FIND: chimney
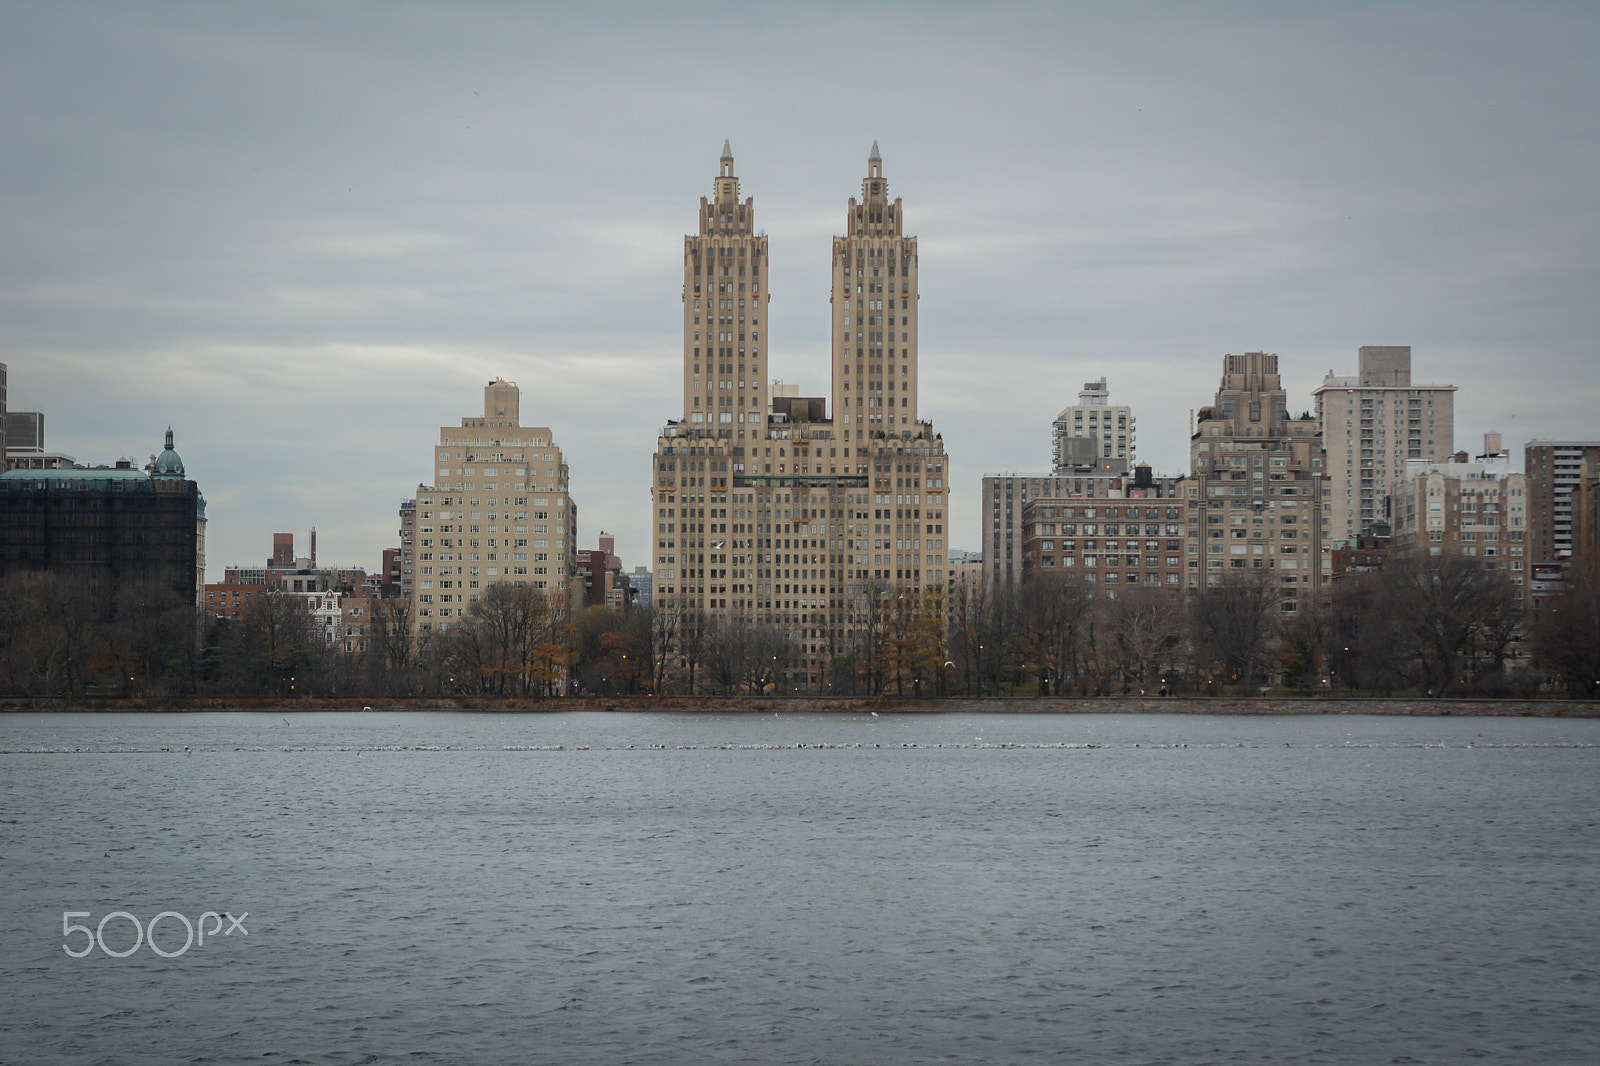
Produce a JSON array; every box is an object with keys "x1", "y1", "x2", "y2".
[{"x1": 310, "y1": 527, "x2": 317, "y2": 568}]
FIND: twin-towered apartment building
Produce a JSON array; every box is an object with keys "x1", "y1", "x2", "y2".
[{"x1": 649, "y1": 142, "x2": 951, "y2": 686}]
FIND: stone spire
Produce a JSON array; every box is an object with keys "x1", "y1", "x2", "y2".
[
  {"x1": 869, "y1": 139, "x2": 881, "y2": 162},
  {"x1": 721, "y1": 139, "x2": 733, "y2": 161}
]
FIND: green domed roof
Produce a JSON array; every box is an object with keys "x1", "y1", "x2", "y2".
[{"x1": 152, "y1": 427, "x2": 185, "y2": 479}]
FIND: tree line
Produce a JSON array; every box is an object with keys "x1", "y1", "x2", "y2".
[
  {"x1": 2, "y1": 557, "x2": 1597, "y2": 699},
  {"x1": 941, "y1": 556, "x2": 1571, "y2": 697}
]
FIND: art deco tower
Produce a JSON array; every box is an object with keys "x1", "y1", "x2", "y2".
[
  {"x1": 649, "y1": 144, "x2": 952, "y2": 690},
  {"x1": 830, "y1": 142, "x2": 920, "y2": 433},
  {"x1": 1187, "y1": 352, "x2": 1325, "y2": 607},
  {"x1": 681, "y1": 141, "x2": 770, "y2": 432},
  {"x1": 648, "y1": 144, "x2": 774, "y2": 651},
  {"x1": 830, "y1": 143, "x2": 950, "y2": 613}
]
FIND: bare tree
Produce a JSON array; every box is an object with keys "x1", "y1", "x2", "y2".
[
  {"x1": 1326, "y1": 575, "x2": 1388, "y2": 692},
  {"x1": 571, "y1": 605, "x2": 651, "y2": 695},
  {"x1": 365, "y1": 598, "x2": 418, "y2": 695},
  {"x1": 964, "y1": 581, "x2": 1023, "y2": 695},
  {"x1": 1274, "y1": 595, "x2": 1328, "y2": 694},
  {"x1": 1382, "y1": 555, "x2": 1522, "y2": 694},
  {"x1": 1015, "y1": 577, "x2": 1099, "y2": 695},
  {"x1": 1105, "y1": 586, "x2": 1186, "y2": 693},
  {"x1": 221, "y1": 592, "x2": 319, "y2": 696},
  {"x1": 744, "y1": 623, "x2": 794, "y2": 694},
  {"x1": 846, "y1": 577, "x2": 892, "y2": 695},
  {"x1": 1324, "y1": 556, "x2": 1525, "y2": 696},
  {"x1": 675, "y1": 607, "x2": 715, "y2": 694},
  {"x1": 1190, "y1": 569, "x2": 1283, "y2": 689},
  {"x1": 700, "y1": 615, "x2": 743, "y2": 695},
  {"x1": 106, "y1": 580, "x2": 196, "y2": 696},
  {"x1": 468, "y1": 584, "x2": 547, "y2": 694},
  {"x1": 1531, "y1": 555, "x2": 1600, "y2": 697},
  {"x1": 0, "y1": 572, "x2": 101, "y2": 695},
  {"x1": 650, "y1": 605, "x2": 680, "y2": 694}
]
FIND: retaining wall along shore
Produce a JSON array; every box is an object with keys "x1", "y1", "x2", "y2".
[{"x1": 6, "y1": 696, "x2": 1598, "y2": 716}]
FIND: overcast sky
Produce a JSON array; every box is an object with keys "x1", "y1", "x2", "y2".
[{"x1": 3, "y1": 3, "x2": 1596, "y2": 574}]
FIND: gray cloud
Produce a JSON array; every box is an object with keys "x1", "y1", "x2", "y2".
[{"x1": 2, "y1": 3, "x2": 1595, "y2": 572}]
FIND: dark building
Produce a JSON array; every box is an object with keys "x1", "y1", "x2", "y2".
[
  {"x1": 1526, "y1": 441, "x2": 1600, "y2": 563},
  {"x1": 0, "y1": 429, "x2": 207, "y2": 606},
  {"x1": 1331, "y1": 524, "x2": 1391, "y2": 582},
  {"x1": 6, "y1": 410, "x2": 43, "y2": 451},
  {"x1": 271, "y1": 532, "x2": 295, "y2": 568},
  {"x1": 382, "y1": 547, "x2": 402, "y2": 596},
  {"x1": 576, "y1": 548, "x2": 609, "y2": 607},
  {"x1": 3, "y1": 408, "x2": 76, "y2": 470}
]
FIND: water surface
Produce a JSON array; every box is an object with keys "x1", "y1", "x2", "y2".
[{"x1": 3, "y1": 711, "x2": 1596, "y2": 1064}]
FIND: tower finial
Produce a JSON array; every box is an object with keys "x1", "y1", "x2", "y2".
[
  {"x1": 869, "y1": 139, "x2": 881, "y2": 162},
  {"x1": 721, "y1": 139, "x2": 733, "y2": 160}
]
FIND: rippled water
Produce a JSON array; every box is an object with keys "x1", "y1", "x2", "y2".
[{"x1": 3, "y1": 711, "x2": 1597, "y2": 1065}]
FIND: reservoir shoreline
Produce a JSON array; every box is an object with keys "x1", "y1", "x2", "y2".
[{"x1": 6, "y1": 695, "x2": 1598, "y2": 716}]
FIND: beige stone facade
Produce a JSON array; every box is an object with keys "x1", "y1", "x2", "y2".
[
  {"x1": 1312, "y1": 346, "x2": 1456, "y2": 544},
  {"x1": 830, "y1": 143, "x2": 921, "y2": 432},
  {"x1": 1390, "y1": 454, "x2": 1526, "y2": 583},
  {"x1": 650, "y1": 144, "x2": 952, "y2": 687},
  {"x1": 1187, "y1": 352, "x2": 1327, "y2": 610},
  {"x1": 405, "y1": 379, "x2": 576, "y2": 634}
]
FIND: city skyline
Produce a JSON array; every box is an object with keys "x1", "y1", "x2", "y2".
[{"x1": 3, "y1": 4, "x2": 1596, "y2": 573}]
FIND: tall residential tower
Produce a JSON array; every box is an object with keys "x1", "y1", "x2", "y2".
[
  {"x1": 1525, "y1": 439, "x2": 1600, "y2": 604},
  {"x1": 830, "y1": 142, "x2": 921, "y2": 433},
  {"x1": 1187, "y1": 352, "x2": 1326, "y2": 608},
  {"x1": 649, "y1": 144, "x2": 952, "y2": 688},
  {"x1": 1052, "y1": 377, "x2": 1135, "y2": 474},
  {"x1": 404, "y1": 379, "x2": 577, "y2": 635},
  {"x1": 1312, "y1": 346, "x2": 1455, "y2": 542}
]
